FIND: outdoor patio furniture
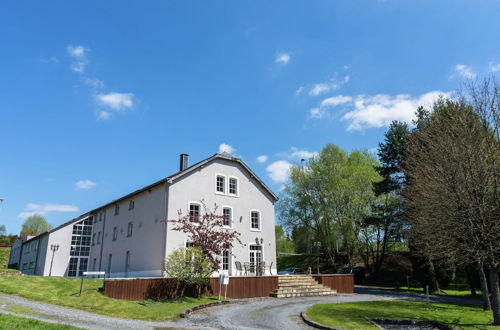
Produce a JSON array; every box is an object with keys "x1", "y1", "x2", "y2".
[
  {"x1": 268, "y1": 261, "x2": 273, "y2": 275},
  {"x1": 243, "y1": 262, "x2": 251, "y2": 275},
  {"x1": 235, "y1": 261, "x2": 245, "y2": 276},
  {"x1": 258, "y1": 261, "x2": 266, "y2": 276}
]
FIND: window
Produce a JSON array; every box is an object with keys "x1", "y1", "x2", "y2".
[
  {"x1": 222, "y1": 244, "x2": 230, "y2": 271},
  {"x1": 125, "y1": 251, "x2": 130, "y2": 276},
  {"x1": 99, "y1": 212, "x2": 105, "y2": 222},
  {"x1": 127, "y1": 222, "x2": 133, "y2": 237},
  {"x1": 107, "y1": 254, "x2": 112, "y2": 276},
  {"x1": 222, "y1": 207, "x2": 232, "y2": 227},
  {"x1": 97, "y1": 232, "x2": 101, "y2": 244},
  {"x1": 114, "y1": 204, "x2": 119, "y2": 215},
  {"x1": 229, "y1": 177, "x2": 238, "y2": 195},
  {"x1": 129, "y1": 200, "x2": 135, "y2": 210},
  {"x1": 216, "y1": 175, "x2": 225, "y2": 193},
  {"x1": 78, "y1": 258, "x2": 88, "y2": 276},
  {"x1": 29, "y1": 261, "x2": 35, "y2": 269},
  {"x1": 185, "y1": 241, "x2": 195, "y2": 248},
  {"x1": 251, "y1": 211, "x2": 260, "y2": 230},
  {"x1": 189, "y1": 203, "x2": 200, "y2": 222},
  {"x1": 68, "y1": 257, "x2": 78, "y2": 277},
  {"x1": 92, "y1": 233, "x2": 96, "y2": 245},
  {"x1": 113, "y1": 226, "x2": 118, "y2": 241}
]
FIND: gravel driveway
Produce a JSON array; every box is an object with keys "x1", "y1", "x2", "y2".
[{"x1": 0, "y1": 288, "x2": 480, "y2": 329}]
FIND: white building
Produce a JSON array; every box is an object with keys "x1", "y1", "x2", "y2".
[{"x1": 9, "y1": 152, "x2": 278, "y2": 278}]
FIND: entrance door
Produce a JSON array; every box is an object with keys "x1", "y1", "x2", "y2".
[{"x1": 249, "y1": 245, "x2": 262, "y2": 275}]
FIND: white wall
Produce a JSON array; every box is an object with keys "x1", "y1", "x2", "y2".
[
  {"x1": 89, "y1": 185, "x2": 167, "y2": 278},
  {"x1": 166, "y1": 158, "x2": 277, "y2": 276}
]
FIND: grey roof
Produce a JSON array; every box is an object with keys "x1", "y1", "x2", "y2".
[{"x1": 90, "y1": 152, "x2": 278, "y2": 213}]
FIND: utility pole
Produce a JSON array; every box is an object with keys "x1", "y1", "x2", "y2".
[{"x1": 49, "y1": 244, "x2": 59, "y2": 276}]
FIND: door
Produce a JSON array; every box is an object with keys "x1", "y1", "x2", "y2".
[{"x1": 249, "y1": 245, "x2": 262, "y2": 275}]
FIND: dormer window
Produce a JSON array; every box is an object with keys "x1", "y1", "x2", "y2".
[{"x1": 216, "y1": 175, "x2": 225, "y2": 194}]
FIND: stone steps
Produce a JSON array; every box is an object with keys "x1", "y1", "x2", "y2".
[{"x1": 270, "y1": 275, "x2": 337, "y2": 298}]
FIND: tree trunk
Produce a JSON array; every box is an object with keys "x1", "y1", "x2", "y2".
[
  {"x1": 489, "y1": 267, "x2": 500, "y2": 326},
  {"x1": 465, "y1": 265, "x2": 477, "y2": 296},
  {"x1": 428, "y1": 257, "x2": 439, "y2": 293},
  {"x1": 478, "y1": 262, "x2": 491, "y2": 311}
]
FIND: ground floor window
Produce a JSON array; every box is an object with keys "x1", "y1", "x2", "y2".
[
  {"x1": 249, "y1": 245, "x2": 263, "y2": 274},
  {"x1": 68, "y1": 257, "x2": 89, "y2": 277},
  {"x1": 222, "y1": 244, "x2": 230, "y2": 271}
]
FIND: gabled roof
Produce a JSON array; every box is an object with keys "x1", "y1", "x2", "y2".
[{"x1": 90, "y1": 153, "x2": 278, "y2": 213}]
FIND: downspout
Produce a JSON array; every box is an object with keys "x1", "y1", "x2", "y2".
[{"x1": 162, "y1": 181, "x2": 170, "y2": 275}]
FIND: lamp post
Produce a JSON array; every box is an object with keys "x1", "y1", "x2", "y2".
[
  {"x1": 314, "y1": 241, "x2": 321, "y2": 274},
  {"x1": 49, "y1": 244, "x2": 59, "y2": 276}
]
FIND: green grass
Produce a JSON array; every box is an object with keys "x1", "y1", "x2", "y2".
[
  {"x1": 360, "y1": 284, "x2": 482, "y2": 299},
  {"x1": 0, "y1": 275, "x2": 224, "y2": 321},
  {"x1": 0, "y1": 247, "x2": 18, "y2": 274},
  {"x1": 0, "y1": 313, "x2": 80, "y2": 329},
  {"x1": 306, "y1": 300, "x2": 495, "y2": 330}
]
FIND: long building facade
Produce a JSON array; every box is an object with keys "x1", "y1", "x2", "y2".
[{"x1": 9, "y1": 152, "x2": 278, "y2": 278}]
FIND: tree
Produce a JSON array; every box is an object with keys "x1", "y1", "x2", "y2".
[
  {"x1": 404, "y1": 94, "x2": 500, "y2": 324},
  {"x1": 163, "y1": 247, "x2": 213, "y2": 298},
  {"x1": 0, "y1": 225, "x2": 6, "y2": 236},
  {"x1": 275, "y1": 225, "x2": 295, "y2": 254},
  {"x1": 21, "y1": 215, "x2": 52, "y2": 235},
  {"x1": 168, "y1": 202, "x2": 242, "y2": 270},
  {"x1": 279, "y1": 144, "x2": 381, "y2": 267}
]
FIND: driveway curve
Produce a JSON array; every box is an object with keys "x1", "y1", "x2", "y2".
[{"x1": 0, "y1": 288, "x2": 480, "y2": 330}]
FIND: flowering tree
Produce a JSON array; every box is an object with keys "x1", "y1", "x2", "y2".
[{"x1": 168, "y1": 201, "x2": 242, "y2": 270}]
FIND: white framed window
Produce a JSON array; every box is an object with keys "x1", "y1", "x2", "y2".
[
  {"x1": 216, "y1": 174, "x2": 226, "y2": 194},
  {"x1": 228, "y1": 177, "x2": 238, "y2": 196},
  {"x1": 112, "y1": 226, "x2": 118, "y2": 241},
  {"x1": 222, "y1": 244, "x2": 230, "y2": 271},
  {"x1": 222, "y1": 206, "x2": 232, "y2": 227},
  {"x1": 127, "y1": 222, "x2": 133, "y2": 237},
  {"x1": 250, "y1": 210, "x2": 261, "y2": 231},
  {"x1": 189, "y1": 202, "x2": 201, "y2": 222},
  {"x1": 114, "y1": 204, "x2": 119, "y2": 216},
  {"x1": 129, "y1": 200, "x2": 135, "y2": 210}
]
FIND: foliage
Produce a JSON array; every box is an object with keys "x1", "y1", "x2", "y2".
[
  {"x1": 21, "y1": 215, "x2": 52, "y2": 235},
  {"x1": 163, "y1": 247, "x2": 213, "y2": 298},
  {"x1": 169, "y1": 202, "x2": 241, "y2": 270},
  {"x1": 404, "y1": 80, "x2": 500, "y2": 324},
  {"x1": 275, "y1": 225, "x2": 295, "y2": 254},
  {"x1": 279, "y1": 144, "x2": 381, "y2": 267},
  {"x1": 0, "y1": 224, "x2": 6, "y2": 236},
  {"x1": 306, "y1": 300, "x2": 495, "y2": 330},
  {"x1": 0, "y1": 275, "x2": 219, "y2": 321}
]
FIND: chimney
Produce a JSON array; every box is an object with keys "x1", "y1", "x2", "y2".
[{"x1": 179, "y1": 153, "x2": 189, "y2": 171}]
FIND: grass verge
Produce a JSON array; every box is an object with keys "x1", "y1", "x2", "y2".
[
  {"x1": 306, "y1": 300, "x2": 495, "y2": 330},
  {"x1": 0, "y1": 313, "x2": 80, "y2": 329},
  {"x1": 359, "y1": 284, "x2": 482, "y2": 299},
  {"x1": 0, "y1": 275, "x2": 223, "y2": 321}
]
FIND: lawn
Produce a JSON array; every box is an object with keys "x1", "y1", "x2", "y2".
[
  {"x1": 0, "y1": 313, "x2": 80, "y2": 329},
  {"x1": 0, "y1": 247, "x2": 18, "y2": 274},
  {"x1": 306, "y1": 300, "x2": 495, "y2": 330},
  {"x1": 0, "y1": 275, "x2": 223, "y2": 321},
  {"x1": 359, "y1": 284, "x2": 482, "y2": 299}
]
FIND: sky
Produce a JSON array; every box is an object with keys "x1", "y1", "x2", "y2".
[{"x1": 1, "y1": 1, "x2": 499, "y2": 234}]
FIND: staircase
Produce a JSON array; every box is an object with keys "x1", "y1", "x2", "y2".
[{"x1": 270, "y1": 275, "x2": 337, "y2": 298}]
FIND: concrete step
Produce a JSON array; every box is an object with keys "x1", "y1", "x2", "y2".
[
  {"x1": 272, "y1": 287, "x2": 337, "y2": 294},
  {"x1": 270, "y1": 291, "x2": 336, "y2": 298}
]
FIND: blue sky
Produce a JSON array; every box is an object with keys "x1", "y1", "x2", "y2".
[{"x1": 1, "y1": 1, "x2": 499, "y2": 234}]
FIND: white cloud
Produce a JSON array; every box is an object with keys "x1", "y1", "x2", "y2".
[
  {"x1": 97, "y1": 93, "x2": 134, "y2": 111},
  {"x1": 256, "y1": 155, "x2": 268, "y2": 163},
  {"x1": 97, "y1": 111, "x2": 111, "y2": 120},
  {"x1": 75, "y1": 179, "x2": 96, "y2": 190},
  {"x1": 18, "y1": 203, "x2": 79, "y2": 218},
  {"x1": 67, "y1": 45, "x2": 89, "y2": 73},
  {"x1": 320, "y1": 95, "x2": 352, "y2": 108},
  {"x1": 343, "y1": 91, "x2": 449, "y2": 131},
  {"x1": 295, "y1": 86, "x2": 305, "y2": 95},
  {"x1": 218, "y1": 143, "x2": 235, "y2": 154},
  {"x1": 276, "y1": 52, "x2": 290, "y2": 65},
  {"x1": 490, "y1": 62, "x2": 500, "y2": 72},
  {"x1": 266, "y1": 160, "x2": 292, "y2": 183},
  {"x1": 308, "y1": 75, "x2": 350, "y2": 96},
  {"x1": 308, "y1": 107, "x2": 328, "y2": 119},
  {"x1": 288, "y1": 147, "x2": 318, "y2": 160},
  {"x1": 452, "y1": 64, "x2": 476, "y2": 79}
]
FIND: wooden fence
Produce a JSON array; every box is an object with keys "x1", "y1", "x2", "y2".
[{"x1": 104, "y1": 274, "x2": 353, "y2": 300}]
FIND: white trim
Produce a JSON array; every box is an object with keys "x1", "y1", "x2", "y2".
[
  {"x1": 215, "y1": 173, "x2": 227, "y2": 195},
  {"x1": 228, "y1": 176, "x2": 239, "y2": 197},
  {"x1": 249, "y1": 209, "x2": 261, "y2": 232},
  {"x1": 221, "y1": 205, "x2": 233, "y2": 229}
]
